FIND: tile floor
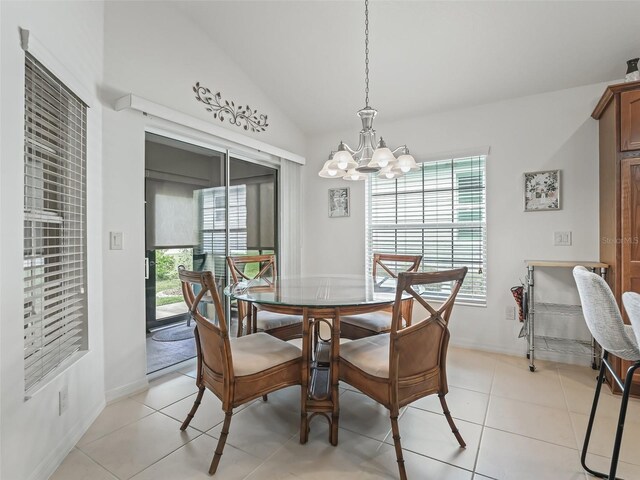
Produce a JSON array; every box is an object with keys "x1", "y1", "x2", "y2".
[{"x1": 51, "y1": 347, "x2": 640, "y2": 480}]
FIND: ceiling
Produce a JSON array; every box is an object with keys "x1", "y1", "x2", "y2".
[{"x1": 180, "y1": 1, "x2": 640, "y2": 135}]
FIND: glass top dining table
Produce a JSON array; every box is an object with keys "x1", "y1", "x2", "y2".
[
  {"x1": 224, "y1": 274, "x2": 413, "y2": 447},
  {"x1": 224, "y1": 274, "x2": 409, "y2": 308}
]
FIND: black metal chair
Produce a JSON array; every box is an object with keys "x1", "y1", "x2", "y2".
[{"x1": 573, "y1": 266, "x2": 640, "y2": 480}]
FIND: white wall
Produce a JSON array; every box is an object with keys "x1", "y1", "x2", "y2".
[
  {"x1": 302, "y1": 82, "x2": 609, "y2": 357},
  {"x1": 101, "y1": 1, "x2": 307, "y2": 398},
  {"x1": 0, "y1": 2, "x2": 105, "y2": 479}
]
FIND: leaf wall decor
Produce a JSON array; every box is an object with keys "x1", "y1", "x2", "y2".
[{"x1": 193, "y1": 82, "x2": 269, "y2": 133}]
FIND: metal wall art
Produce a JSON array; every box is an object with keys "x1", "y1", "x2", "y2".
[{"x1": 193, "y1": 82, "x2": 269, "y2": 133}]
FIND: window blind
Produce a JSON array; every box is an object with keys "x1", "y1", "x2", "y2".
[
  {"x1": 197, "y1": 185, "x2": 248, "y2": 280},
  {"x1": 366, "y1": 155, "x2": 487, "y2": 305},
  {"x1": 23, "y1": 53, "x2": 88, "y2": 391}
]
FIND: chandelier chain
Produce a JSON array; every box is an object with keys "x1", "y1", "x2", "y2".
[{"x1": 364, "y1": 0, "x2": 370, "y2": 107}]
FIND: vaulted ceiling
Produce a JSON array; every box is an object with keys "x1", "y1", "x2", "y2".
[{"x1": 180, "y1": 1, "x2": 640, "y2": 134}]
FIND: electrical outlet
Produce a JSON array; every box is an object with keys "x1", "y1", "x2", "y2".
[
  {"x1": 554, "y1": 231, "x2": 572, "y2": 246},
  {"x1": 504, "y1": 306, "x2": 515, "y2": 321},
  {"x1": 59, "y1": 385, "x2": 68, "y2": 415}
]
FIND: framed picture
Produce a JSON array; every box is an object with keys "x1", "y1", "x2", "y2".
[
  {"x1": 524, "y1": 170, "x2": 561, "y2": 211},
  {"x1": 328, "y1": 187, "x2": 350, "y2": 218}
]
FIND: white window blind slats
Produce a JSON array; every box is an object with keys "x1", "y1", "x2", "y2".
[
  {"x1": 367, "y1": 155, "x2": 487, "y2": 305},
  {"x1": 25, "y1": 63, "x2": 85, "y2": 120},
  {"x1": 24, "y1": 318, "x2": 83, "y2": 358},
  {"x1": 23, "y1": 53, "x2": 87, "y2": 392},
  {"x1": 25, "y1": 332, "x2": 82, "y2": 390}
]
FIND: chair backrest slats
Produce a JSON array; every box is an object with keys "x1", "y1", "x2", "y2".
[
  {"x1": 227, "y1": 254, "x2": 277, "y2": 283},
  {"x1": 373, "y1": 253, "x2": 422, "y2": 279},
  {"x1": 226, "y1": 255, "x2": 277, "y2": 334},
  {"x1": 389, "y1": 267, "x2": 467, "y2": 380},
  {"x1": 178, "y1": 266, "x2": 234, "y2": 383}
]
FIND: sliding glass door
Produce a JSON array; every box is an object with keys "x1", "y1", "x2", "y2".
[{"x1": 144, "y1": 133, "x2": 278, "y2": 332}]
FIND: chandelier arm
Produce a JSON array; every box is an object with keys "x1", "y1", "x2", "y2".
[
  {"x1": 391, "y1": 145, "x2": 408, "y2": 155},
  {"x1": 342, "y1": 143, "x2": 358, "y2": 155}
]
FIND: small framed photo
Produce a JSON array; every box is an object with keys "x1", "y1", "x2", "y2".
[
  {"x1": 328, "y1": 187, "x2": 350, "y2": 218},
  {"x1": 524, "y1": 170, "x2": 561, "y2": 211}
]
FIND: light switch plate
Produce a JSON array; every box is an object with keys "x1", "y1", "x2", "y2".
[
  {"x1": 554, "y1": 231, "x2": 572, "y2": 246},
  {"x1": 110, "y1": 232, "x2": 123, "y2": 250}
]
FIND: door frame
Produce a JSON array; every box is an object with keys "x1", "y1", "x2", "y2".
[{"x1": 143, "y1": 126, "x2": 281, "y2": 331}]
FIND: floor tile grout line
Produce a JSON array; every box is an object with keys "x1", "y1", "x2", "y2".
[
  {"x1": 155, "y1": 408, "x2": 226, "y2": 434},
  {"x1": 67, "y1": 447, "x2": 120, "y2": 480},
  {"x1": 77, "y1": 417, "x2": 204, "y2": 479},
  {"x1": 397, "y1": 443, "x2": 477, "y2": 475},
  {"x1": 130, "y1": 385, "x2": 201, "y2": 412},
  {"x1": 120, "y1": 430, "x2": 206, "y2": 480},
  {"x1": 470, "y1": 358, "x2": 497, "y2": 477},
  {"x1": 76, "y1": 407, "x2": 156, "y2": 449},
  {"x1": 240, "y1": 432, "x2": 300, "y2": 480},
  {"x1": 558, "y1": 363, "x2": 595, "y2": 454},
  {"x1": 480, "y1": 424, "x2": 583, "y2": 452}
]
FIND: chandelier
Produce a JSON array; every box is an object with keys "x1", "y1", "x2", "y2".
[{"x1": 319, "y1": 0, "x2": 417, "y2": 181}]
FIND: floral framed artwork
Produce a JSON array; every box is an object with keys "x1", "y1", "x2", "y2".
[
  {"x1": 524, "y1": 170, "x2": 561, "y2": 211},
  {"x1": 328, "y1": 187, "x2": 350, "y2": 218}
]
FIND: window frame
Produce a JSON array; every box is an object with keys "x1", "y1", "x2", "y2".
[
  {"x1": 23, "y1": 51, "x2": 89, "y2": 394},
  {"x1": 365, "y1": 155, "x2": 487, "y2": 307}
]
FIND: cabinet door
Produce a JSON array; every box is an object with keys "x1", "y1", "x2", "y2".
[
  {"x1": 621, "y1": 158, "x2": 640, "y2": 390},
  {"x1": 621, "y1": 90, "x2": 640, "y2": 151},
  {"x1": 621, "y1": 158, "x2": 640, "y2": 295}
]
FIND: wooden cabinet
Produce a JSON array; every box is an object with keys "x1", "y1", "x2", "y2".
[
  {"x1": 593, "y1": 81, "x2": 640, "y2": 396},
  {"x1": 621, "y1": 90, "x2": 640, "y2": 151}
]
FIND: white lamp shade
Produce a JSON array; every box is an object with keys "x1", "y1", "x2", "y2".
[
  {"x1": 378, "y1": 165, "x2": 401, "y2": 179},
  {"x1": 342, "y1": 168, "x2": 367, "y2": 181},
  {"x1": 318, "y1": 160, "x2": 343, "y2": 178},
  {"x1": 369, "y1": 147, "x2": 395, "y2": 168},
  {"x1": 396, "y1": 154, "x2": 418, "y2": 173},
  {"x1": 332, "y1": 150, "x2": 357, "y2": 170}
]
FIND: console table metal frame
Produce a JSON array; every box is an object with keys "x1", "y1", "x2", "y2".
[{"x1": 525, "y1": 260, "x2": 608, "y2": 372}]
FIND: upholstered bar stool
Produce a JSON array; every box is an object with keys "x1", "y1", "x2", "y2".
[{"x1": 573, "y1": 266, "x2": 640, "y2": 480}]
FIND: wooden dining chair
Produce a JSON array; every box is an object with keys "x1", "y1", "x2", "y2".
[
  {"x1": 177, "y1": 266, "x2": 302, "y2": 475},
  {"x1": 339, "y1": 267, "x2": 468, "y2": 480},
  {"x1": 227, "y1": 254, "x2": 302, "y2": 340},
  {"x1": 341, "y1": 253, "x2": 423, "y2": 339}
]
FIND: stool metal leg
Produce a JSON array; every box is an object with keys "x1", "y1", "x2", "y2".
[
  {"x1": 581, "y1": 351, "x2": 639, "y2": 480},
  {"x1": 581, "y1": 355, "x2": 609, "y2": 479},
  {"x1": 608, "y1": 361, "x2": 640, "y2": 480}
]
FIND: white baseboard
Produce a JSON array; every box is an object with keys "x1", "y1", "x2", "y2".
[
  {"x1": 450, "y1": 338, "x2": 593, "y2": 367},
  {"x1": 27, "y1": 400, "x2": 105, "y2": 480},
  {"x1": 450, "y1": 338, "x2": 525, "y2": 357},
  {"x1": 105, "y1": 376, "x2": 149, "y2": 404}
]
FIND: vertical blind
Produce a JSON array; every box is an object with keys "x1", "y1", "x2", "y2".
[
  {"x1": 23, "y1": 53, "x2": 88, "y2": 391},
  {"x1": 366, "y1": 155, "x2": 487, "y2": 305}
]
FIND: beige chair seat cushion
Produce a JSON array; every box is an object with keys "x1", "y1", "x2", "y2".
[
  {"x1": 339, "y1": 333, "x2": 390, "y2": 378},
  {"x1": 231, "y1": 332, "x2": 301, "y2": 376},
  {"x1": 341, "y1": 311, "x2": 393, "y2": 333},
  {"x1": 256, "y1": 310, "x2": 302, "y2": 331}
]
